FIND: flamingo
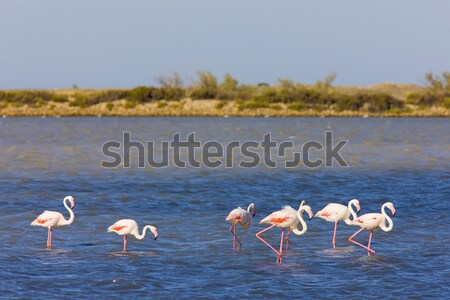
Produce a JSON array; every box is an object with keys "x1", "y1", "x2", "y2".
[
  {"x1": 315, "y1": 199, "x2": 361, "y2": 248},
  {"x1": 256, "y1": 201, "x2": 313, "y2": 263},
  {"x1": 348, "y1": 202, "x2": 396, "y2": 256},
  {"x1": 225, "y1": 203, "x2": 256, "y2": 250},
  {"x1": 108, "y1": 219, "x2": 158, "y2": 252},
  {"x1": 30, "y1": 196, "x2": 75, "y2": 248}
]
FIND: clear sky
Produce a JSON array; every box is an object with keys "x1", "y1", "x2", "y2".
[{"x1": 1, "y1": 0, "x2": 450, "y2": 89}]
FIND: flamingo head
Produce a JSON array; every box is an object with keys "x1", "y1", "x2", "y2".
[
  {"x1": 65, "y1": 196, "x2": 75, "y2": 209},
  {"x1": 149, "y1": 226, "x2": 158, "y2": 240},
  {"x1": 251, "y1": 204, "x2": 256, "y2": 217},
  {"x1": 301, "y1": 205, "x2": 314, "y2": 220},
  {"x1": 385, "y1": 202, "x2": 396, "y2": 216},
  {"x1": 351, "y1": 199, "x2": 361, "y2": 213}
]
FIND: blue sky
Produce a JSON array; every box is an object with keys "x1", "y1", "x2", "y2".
[{"x1": 1, "y1": 0, "x2": 450, "y2": 89}]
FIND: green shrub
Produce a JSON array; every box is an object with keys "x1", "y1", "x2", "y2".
[
  {"x1": 287, "y1": 102, "x2": 305, "y2": 111},
  {"x1": 269, "y1": 104, "x2": 282, "y2": 110},
  {"x1": 0, "y1": 90, "x2": 69, "y2": 105},
  {"x1": 238, "y1": 100, "x2": 270, "y2": 110},
  {"x1": 156, "y1": 101, "x2": 167, "y2": 108},
  {"x1": 444, "y1": 97, "x2": 450, "y2": 109},
  {"x1": 106, "y1": 102, "x2": 114, "y2": 111},
  {"x1": 163, "y1": 87, "x2": 185, "y2": 101},
  {"x1": 215, "y1": 100, "x2": 227, "y2": 109},
  {"x1": 190, "y1": 71, "x2": 218, "y2": 99},
  {"x1": 128, "y1": 86, "x2": 154, "y2": 103},
  {"x1": 124, "y1": 100, "x2": 137, "y2": 109},
  {"x1": 69, "y1": 94, "x2": 89, "y2": 107}
]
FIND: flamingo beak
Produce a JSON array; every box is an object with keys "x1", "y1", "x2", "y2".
[{"x1": 154, "y1": 235, "x2": 158, "y2": 240}]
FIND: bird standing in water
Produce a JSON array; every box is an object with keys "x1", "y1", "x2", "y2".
[
  {"x1": 256, "y1": 201, "x2": 313, "y2": 263},
  {"x1": 108, "y1": 219, "x2": 158, "y2": 252},
  {"x1": 315, "y1": 199, "x2": 361, "y2": 248},
  {"x1": 31, "y1": 196, "x2": 75, "y2": 248},
  {"x1": 348, "y1": 202, "x2": 396, "y2": 256},
  {"x1": 226, "y1": 203, "x2": 256, "y2": 250}
]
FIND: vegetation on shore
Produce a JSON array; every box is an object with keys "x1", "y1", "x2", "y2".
[{"x1": 1, "y1": 72, "x2": 449, "y2": 117}]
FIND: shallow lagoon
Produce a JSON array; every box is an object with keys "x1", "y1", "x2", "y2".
[{"x1": 0, "y1": 117, "x2": 449, "y2": 299}]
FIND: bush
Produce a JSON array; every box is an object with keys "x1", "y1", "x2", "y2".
[
  {"x1": 156, "y1": 101, "x2": 167, "y2": 108},
  {"x1": 124, "y1": 100, "x2": 137, "y2": 109},
  {"x1": 238, "y1": 100, "x2": 270, "y2": 110},
  {"x1": 69, "y1": 94, "x2": 89, "y2": 107},
  {"x1": 128, "y1": 86, "x2": 154, "y2": 103},
  {"x1": 163, "y1": 87, "x2": 185, "y2": 101},
  {"x1": 106, "y1": 102, "x2": 114, "y2": 111},
  {"x1": 444, "y1": 97, "x2": 450, "y2": 109},
  {"x1": 190, "y1": 71, "x2": 218, "y2": 99},
  {"x1": 287, "y1": 102, "x2": 305, "y2": 111},
  {"x1": 0, "y1": 91, "x2": 69, "y2": 105},
  {"x1": 215, "y1": 100, "x2": 227, "y2": 109}
]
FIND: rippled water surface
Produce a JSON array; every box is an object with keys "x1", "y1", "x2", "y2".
[{"x1": 0, "y1": 117, "x2": 449, "y2": 299}]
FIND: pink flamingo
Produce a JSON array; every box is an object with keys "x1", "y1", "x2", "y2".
[
  {"x1": 348, "y1": 202, "x2": 396, "y2": 256},
  {"x1": 225, "y1": 203, "x2": 256, "y2": 250},
  {"x1": 30, "y1": 196, "x2": 75, "y2": 248},
  {"x1": 256, "y1": 201, "x2": 313, "y2": 263},
  {"x1": 108, "y1": 219, "x2": 158, "y2": 252},
  {"x1": 315, "y1": 199, "x2": 361, "y2": 248}
]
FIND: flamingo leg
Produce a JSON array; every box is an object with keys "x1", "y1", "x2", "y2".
[
  {"x1": 367, "y1": 230, "x2": 376, "y2": 256},
  {"x1": 229, "y1": 224, "x2": 241, "y2": 250},
  {"x1": 348, "y1": 227, "x2": 376, "y2": 255},
  {"x1": 332, "y1": 221, "x2": 338, "y2": 248},
  {"x1": 285, "y1": 229, "x2": 293, "y2": 251},
  {"x1": 47, "y1": 228, "x2": 53, "y2": 248},
  {"x1": 256, "y1": 224, "x2": 281, "y2": 260},
  {"x1": 123, "y1": 235, "x2": 127, "y2": 252},
  {"x1": 46, "y1": 228, "x2": 51, "y2": 248},
  {"x1": 278, "y1": 228, "x2": 285, "y2": 263}
]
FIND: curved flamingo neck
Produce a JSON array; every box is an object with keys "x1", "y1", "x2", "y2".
[
  {"x1": 293, "y1": 208, "x2": 307, "y2": 235},
  {"x1": 348, "y1": 200, "x2": 359, "y2": 221},
  {"x1": 133, "y1": 225, "x2": 152, "y2": 240},
  {"x1": 61, "y1": 197, "x2": 74, "y2": 225},
  {"x1": 246, "y1": 203, "x2": 255, "y2": 215},
  {"x1": 247, "y1": 203, "x2": 255, "y2": 225},
  {"x1": 380, "y1": 203, "x2": 394, "y2": 232}
]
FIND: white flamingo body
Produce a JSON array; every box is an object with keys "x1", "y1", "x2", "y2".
[
  {"x1": 353, "y1": 213, "x2": 387, "y2": 230},
  {"x1": 260, "y1": 205, "x2": 308, "y2": 235},
  {"x1": 256, "y1": 201, "x2": 313, "y2": 263},
  {"x1": 108, "y1": 219, "x2": 158, "y2": 252},
  {"x1": 225, "y1": 203, "x2": 255, "y2": 249},
  {"x1": 348, "y1": 202, "x2": 395, "y2": 255},
  {"x1": 315, "y1": 199, "x2": 360, "y2": 248},
  {"x1": 30, "y1": 196, "x2": 75, "y2": 248}
]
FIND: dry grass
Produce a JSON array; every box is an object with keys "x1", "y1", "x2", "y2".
[
  {"x1": 1, "y1": 98, "x2": 448, "y2": 117},
  {"x1": 0, "y1": 85, "x2": 448, "y2": 117}
]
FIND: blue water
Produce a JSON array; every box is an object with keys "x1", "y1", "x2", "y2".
[{"x1": 0, "y1": 117, "x2": 449, "y2": 299}]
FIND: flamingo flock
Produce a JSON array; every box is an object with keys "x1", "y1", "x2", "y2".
[{"x1": 30, "y1": 196, "x2": 396, "y2": 262}]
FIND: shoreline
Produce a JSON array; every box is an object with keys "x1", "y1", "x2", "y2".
[
  {"x1": 1, "y1": 99, "x2": 448, "y2": 117},
  {"x1": 1, "y1": 83, "x2": 449, "y2": 117}
]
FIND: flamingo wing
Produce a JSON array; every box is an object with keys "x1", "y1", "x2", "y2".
[
  {"x1": 261, "y1": 210, "x2": 294, "y2": 227},
  {"x1": 315, "y1": 203, "x2": 347, "y2": 222},
  {"x1": 354, "y1": 213, "x2": 383, "y2": 229},
  {"x1": 108, "y1": 220, "x2": 133, "y2": 235},
  {"x1": 31, "y1": 211, "x2": 60, "y2": 227},
  {"x1": 226, "y1": 207, "x2": 246, "y2": 223}
]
